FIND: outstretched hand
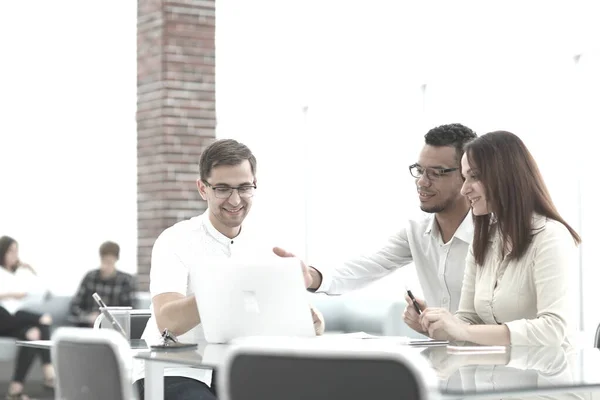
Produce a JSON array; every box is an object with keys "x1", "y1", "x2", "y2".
[
  {"x1": 273, "y1": 247, "x2": 313, "y2": 289},
  {"x1": 421, "y1": 308, "x2": 469, "y2": 341}
]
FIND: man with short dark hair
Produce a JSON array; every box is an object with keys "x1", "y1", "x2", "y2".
[
  {"x1": 69, "y1": 240, "x2": 135, "y2": 327},
  {"x1": 133, "y1": 139, "x2": 324, "y2": 400},
  {"x1": 276, "y1": 123, "x2": 477, "y2": 331}
]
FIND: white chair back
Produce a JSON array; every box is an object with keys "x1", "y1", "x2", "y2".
[{"x1": 51, "y1": 327, "x2": 137, "y2": 400}]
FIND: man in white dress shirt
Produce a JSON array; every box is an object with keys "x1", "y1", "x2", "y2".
[
  {"x1": 133, "y1": 139, "x2": 324, "y2": 400},
  {"x1": 276, "y1": 123, "x2": 477, "y2": 328}
]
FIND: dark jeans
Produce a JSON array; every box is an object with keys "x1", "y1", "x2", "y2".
[
  {"x1": 0, "y1": 308, "x2": 51, "y2": 383},
  {"x1": 135, "y1": 376, "x2": 218, "y2": 400}
]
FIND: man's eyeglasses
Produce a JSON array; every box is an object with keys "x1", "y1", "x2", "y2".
[
  {"x1": 409, "y1": 163, "x2": 459, "y2": 180},
  {"x1": 204, "y1": 182, "x2": 257, "y2": 199}
]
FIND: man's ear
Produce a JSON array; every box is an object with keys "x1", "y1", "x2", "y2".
[{"x1": 197, "y1": 179, "x2": 208, "y2": 201}]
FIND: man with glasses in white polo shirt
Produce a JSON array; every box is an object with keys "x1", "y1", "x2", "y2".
[
  {"x1": 276, "y1": 123, "x2": 477, "y2": 334},
  {"x1": 133, "y1": 139, "x2": 324, "y2": 400}
]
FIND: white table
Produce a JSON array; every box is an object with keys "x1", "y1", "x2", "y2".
[
  {"x1": 19, "y1": 338, "x2": 600, "y2": 400},
  {"x1": 16, "y1": 338, "x2": 148, "y2": 350}
]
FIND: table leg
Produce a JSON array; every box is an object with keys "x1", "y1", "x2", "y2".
[{"x1": 145, "y1": 361, "x2": 166, "y2": 400}]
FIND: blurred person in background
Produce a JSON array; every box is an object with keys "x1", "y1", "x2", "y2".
[
  {"x1": 69, "y1": 241, "x2": 135, "y2": 327},
  {"x1": 0, "y1": 235, "x2": 55, "y2": 400}
]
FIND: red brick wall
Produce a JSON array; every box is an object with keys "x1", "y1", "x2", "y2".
[{"x1": 137, "y1": 0, "x2": 216, "y2": 289}]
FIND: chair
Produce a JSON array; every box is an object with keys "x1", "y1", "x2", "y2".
[
  {"x1": 218, "y1": 339, "x2": 437, "y2": 400},
  {"x1": 94, "y1": 309, "x2": 151, "y2": 339},
  {"x1": 51, "y1": 327, "x2": 137, "y2": 400}
]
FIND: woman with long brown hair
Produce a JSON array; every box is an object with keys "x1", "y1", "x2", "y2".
[{"x1": 412, "y1": 131, "x2": 580, "y2": 346}]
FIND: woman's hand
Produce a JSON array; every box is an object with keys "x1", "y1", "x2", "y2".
[
  {"x1": 19, "y1": 262, "x2": 37, "y2": 275},
  {"x1": 0, "y1": 292, "x2": 27, "y2": 300},
  {"x1": 421, "y1": 307, "x2": 470, "y2": 341}
]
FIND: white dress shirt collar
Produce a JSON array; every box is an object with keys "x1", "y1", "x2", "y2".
[{"x1": 424, "y1": 211, "x2": 474, "y2": 243}]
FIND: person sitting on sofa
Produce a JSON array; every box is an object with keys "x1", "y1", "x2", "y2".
[
  {"x1": 69, "y1": 241, "x2": 135, "y2": 327},
  {"x1": 0, "y1": 235, "x2": 55, "y2": 400}
]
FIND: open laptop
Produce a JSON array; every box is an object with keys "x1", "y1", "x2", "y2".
[{"x1": 191, "y1": 257, "x2": 316, "y2": 344}]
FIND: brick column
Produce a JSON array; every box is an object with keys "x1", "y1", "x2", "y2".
[{"x1": 137, "y1": 0, "x2": 216, "y2": 290}]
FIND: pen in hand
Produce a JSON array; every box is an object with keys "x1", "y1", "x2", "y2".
[{"x1": 405, "y1": 287, "x2": 422, "y2": 315}]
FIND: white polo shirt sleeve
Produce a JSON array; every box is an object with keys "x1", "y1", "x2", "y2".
[{"x1": 149, "y1": 228, "x2": 189, "y2": 297}]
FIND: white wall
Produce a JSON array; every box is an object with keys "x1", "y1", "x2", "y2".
[
  {"x1": 216, "y1": 0, "x2": 600, "y2": 338},
  {"x1": 2, "y1": 1, "x2": 599, "y2": 341},
  {"x1": 0, "y1": 1, "x2": 137, "y2": 294},
  {"x1": 576, "y1": 51, "x2": 600, "y2": 343}
]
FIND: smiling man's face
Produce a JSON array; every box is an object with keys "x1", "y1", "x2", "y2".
[
  {"x1": 197, "y1": 160, "x2": 256, "y2": 237},
  {"x1": 414, "y1": 145, "x2": 465, "y2": 214}
]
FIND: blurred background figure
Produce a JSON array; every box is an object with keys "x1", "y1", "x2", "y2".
[
  {"x1": 0, "y1": 236, "x2": 55, "y2": 399},
  {"x1": 0, "y1": 236, "x2": 50, "y2": 310},
  {"x1": 69, "y1": 241, "x2": 135, "y2": 327}
]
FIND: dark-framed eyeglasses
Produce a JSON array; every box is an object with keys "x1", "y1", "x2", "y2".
[
  {"x1": 204, "y1": 181, "x2": 257, "y2": 199},
  {"x1": 409, "y1": 163, "x2": 459, "y2": 180}
]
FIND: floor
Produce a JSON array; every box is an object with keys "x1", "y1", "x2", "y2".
[
  {"x1": 0, "y1": 361, "x2": 53, "y2": 400},
  {"x1": 0, "y1": 381, "x2": 54, "y2": 399}
]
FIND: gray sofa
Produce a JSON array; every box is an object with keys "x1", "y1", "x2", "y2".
[
  {"x1": 0, "y1": 292, "x2": 153, "y2": 384},
  {"x1": 309, "y1": 293, "x2": 424, "y2": 338},
  {"x1": 135, "y1": 292, "x2": 421, "y2": 336},
  {"x1": 104, "y1": 292, "x2": 417, "y2": 336},
  {"x1": 0, "y1": 292, "x2": 418, "y2": 355},
  {"x1": 123, "y1": 293, "x2": 419, "y2": 337},
  {"x1": 0, "y1": 295, "x2": 71, "y2": 363}
]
